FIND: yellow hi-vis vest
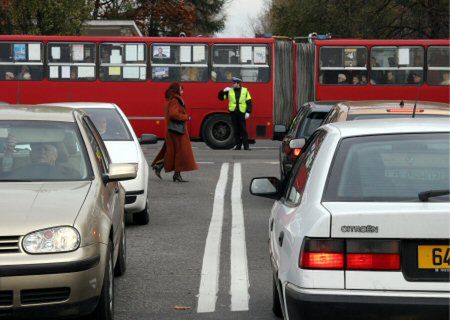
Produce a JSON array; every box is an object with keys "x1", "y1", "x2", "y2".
[{"x1": 228, "y1": 87, "x2": 251, "y2": 113}]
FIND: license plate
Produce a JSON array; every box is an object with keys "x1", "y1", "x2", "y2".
[{"x1": 417, "y1": 245, "x2": 450, "y2": 269}]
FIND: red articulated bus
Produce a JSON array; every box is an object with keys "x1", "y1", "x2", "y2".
[
  {"x1": 0, "y1": 35, "x2": 296, "y2": 149},
  {"x1": 295, "y1": 37, "x2": 450, "y2": 109},
  {"x1": 0, "y1": 35, "x2": 448, "y2": 148}
]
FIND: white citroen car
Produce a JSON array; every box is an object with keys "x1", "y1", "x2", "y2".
[
  {"x1": 251, "y1": 118, "x2": 450, "y2": 320},
  {"x1": 44, "y1": 102, "x2": 156, "y2": 225}
]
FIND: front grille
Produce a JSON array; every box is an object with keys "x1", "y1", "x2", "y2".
[
  {"x1": 21, "y1": 288, "x2": 70, "y2": 305},
  {"x1": 0, "y1": 236, "x2": 20, "y2": 253},
  {"x1": 0, "y1": 291, "x2": 13, "y2": 306}
]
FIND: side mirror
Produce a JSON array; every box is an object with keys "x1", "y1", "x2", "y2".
[
  {"x1": 289, "y1": 138, "x2": 306, "y2": 150},
  {"x1": 102, "y1": 163, "x2": 137, "y2": 183},
  {"x1": 249, "y1": 177, "x2": 282, "y2": 200},
  {"x1": 273, "y1": 124, "x2": 287, "y2": 141},
  {"x1": 139, "y1": 134, "x2": 157, "y2": 145}
]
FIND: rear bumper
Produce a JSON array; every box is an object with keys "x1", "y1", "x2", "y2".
[{"x1": 285, "y1": 283, "x2": 450, "y2": 320}]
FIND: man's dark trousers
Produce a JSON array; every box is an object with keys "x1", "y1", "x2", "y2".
[{"x1": 230, "y1": 110, "x2": 249, "y2": 149}]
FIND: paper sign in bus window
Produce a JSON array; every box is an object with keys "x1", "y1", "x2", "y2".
[
  {"x1": 28, "y1": 43, "x2": 41, "y2": 61},
  {"x1": 61, "y1": 66, "x2": 71, "y2": 79},
  {"x1": 153, "y1": 46, "x2": 170, "y2": 59},
  {"x1": 240, "y1": 46, "x2": 252, "y2": 63},
  {"x1": 123, "y1": 66, "x2": 139, "y2": 79},
  {"x1": 78, "y1": 66, "x2": 95, "y2": 78},
  {"x1": 398, "y1": 48, "x2": 410, "y2": 65},
  {"x1": 344, "y1": 48, "x2": 357, "y2": 67},
  {"x1": 125, "y1": 45, "x2": 138, "y2": 62},
  {"x1": 14, "y1": 44, "x2": 26, "y2": 61},
  {"x1": 254, "y1": 47, "x2": 266, "y2": 64},
  {"x1": 110, "y1": 49, "x2": 122, "y2": 64},
  {"x1": 51, "y1": 47, "x2": 61, "y2": 60},
  {"x1": 109, "y1": 67, "x2": 121, "y2": 76},
  {"x1": 49, "y1": 66, "x2": 59, "y2": 78},
  {"x1": 72, "y1": 44, "x2": 84, "y2": 61},
  {"x1": 139, "y1": 67, "x2": 146, "y2": 80},
  {"x1": 153, "y1": 67, "x2": 169, "y2": 78},
  {"x1": 137, "y1": 44, "x2": 144, "y2": 61},
  {"x1": 180, "y1": 46, "x2": 191, "y2": 63},
  {"x1": 193, "y1": 46, "x2": 205, "y2": 62}
]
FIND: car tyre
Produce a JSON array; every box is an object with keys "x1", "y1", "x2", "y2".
[
  {"x1": 93, "y1": 241, "x2": 114, "y2": 320},
  {"x1": 133, "y1": 200, "x2": 149, "y2": 225},
  {"x1": 114, "y1": 221, "x2": 126, "y2": 277},
  {"x1": 273, "y1": 278, "x2": 283, "y2": 318},
  {"x1": 202, "y1": 114, "x2": 235, "y2": 149}
]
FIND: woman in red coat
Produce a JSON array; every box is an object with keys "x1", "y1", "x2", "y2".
[{"x1": 151, "y1": 83, "x2": 198, "y2": 182}]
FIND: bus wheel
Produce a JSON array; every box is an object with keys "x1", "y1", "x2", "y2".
[{"x1": 202, "y1": 114, "x2": 235, "y2": 149}]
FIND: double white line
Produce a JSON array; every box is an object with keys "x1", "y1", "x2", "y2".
[{"x1": 197, "y1": 162, "x2": 249, "y2": 313}]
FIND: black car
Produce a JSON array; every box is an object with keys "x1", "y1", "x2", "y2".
[{"x1": 275, "y1": 101, "x2": 336, "y2": 180}]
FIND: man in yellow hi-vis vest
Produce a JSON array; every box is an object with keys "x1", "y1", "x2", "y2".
[{"x1": 218, "y1": 77, "x2": 252, "y2": 150}]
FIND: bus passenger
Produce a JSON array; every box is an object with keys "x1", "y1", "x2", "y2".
[
  {"x1": 360, "y1": 75, "x2": 368, "y2": 84},
  {"x1": 352, "y1": 75, "x2": 360, "y2": 85},
  {"x1": 337, "y1": 73, "x2": 347, "y2": 84},
  {"x1": 17, "y1": 66, "x2": 31, "y2": 80},
  {"x1": 4, "y1": 72, "x2": 14, "y2": 80},
  {"x1": 440, "y1": 72, "x2": 450, "y2": 85},
  {"x1": 386, "y1": 71, "x2": 396, "y2": 84}
]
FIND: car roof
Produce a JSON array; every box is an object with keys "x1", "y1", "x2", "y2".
[
  {"x1": 42, "y1": 102, "x2": 117, "y2": 109},
  {"x1": 337, "y1": 100, "x2": 449, "y2": 114},
  {"x1": 325, "y1": 118, "x2": 450, "y2": 138},
  {"x1": 0, "y1": 104, "x2": 76, "y2": 122}
]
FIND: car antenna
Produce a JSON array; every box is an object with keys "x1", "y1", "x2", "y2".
[{"x1": 412, "y1": 83, "x2": 420, "y2": 118}]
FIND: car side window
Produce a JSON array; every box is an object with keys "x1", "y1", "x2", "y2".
[
  {"x1": 82, "y1": 118, "x2": 109, "y2": 173},
  {"x1": 284, "y1": 130, "x2": 327, "y2": 206}
]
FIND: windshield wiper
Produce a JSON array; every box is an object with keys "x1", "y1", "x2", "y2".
[
  {"x1": 0, "y1": 179, "x2": 35, "y2": 182},
  {"x1": 418, "y1": 189, "x2": 450, "y2": 202}
]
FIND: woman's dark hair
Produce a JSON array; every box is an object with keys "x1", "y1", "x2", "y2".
[{"x1": 165, "y1": 82, "x2": 182, "y2": 100}]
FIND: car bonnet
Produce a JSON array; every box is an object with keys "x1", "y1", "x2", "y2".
[{"x1": 0, "y1": 181, "x2": 91, "y2": 235}]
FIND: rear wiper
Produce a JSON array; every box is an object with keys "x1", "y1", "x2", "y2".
[{"x1": 418, "y1": 189, "x2": 450, "y2": 202}]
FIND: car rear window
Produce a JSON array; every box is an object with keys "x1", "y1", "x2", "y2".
[
  {"x1": 296, "y1": 111, "x2": 328, "y2": 139},
  {"x1": 347, "y1": 113, "x2": 449, "y2": 120},
  {"x1": 323, "y1": 133, "x2": 449, "y2": 202},
  {"x1": 81, "y1": 108, "x2": 132, "y2": 141}
]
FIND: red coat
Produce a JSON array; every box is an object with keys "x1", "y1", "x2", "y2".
[{"x1": 152, "y1": 95, "x2": 198, "y2": 173}]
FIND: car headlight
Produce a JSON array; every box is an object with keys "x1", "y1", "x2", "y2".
[{"x1": 22, "y1": 226, "x2": 80, "y2": 254}]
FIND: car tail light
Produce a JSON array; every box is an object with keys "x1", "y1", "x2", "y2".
[
  {"x1": 346, "y1": 253, "x2": 400, "y2": 270},
  {"x1": 299, "y1": 239, "x2": 344, "y2": 269},
  {"x1": 293, "y1": 148, "x2": 302, "y2": 157},
  {"x1": 299, "y1": 239, "x2": 401, "y2": 271},
  {"x1": 346, "y1": 239, "x2": 400, "y2": 271}
]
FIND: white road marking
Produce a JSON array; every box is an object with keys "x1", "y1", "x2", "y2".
[
  {"x1": 230, "y1": 162, "x2": 250, "y2": 311},
  {"x1": 197, "y1": 161, "x2": 215, "y2": 164},
  {"x1": 197, "y1": 163, "x2": 229, "y2": 313}
]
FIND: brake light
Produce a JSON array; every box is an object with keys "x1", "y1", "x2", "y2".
[
  {"x1": 300, "y1": 252, "x2": 344, "y2": 269},
  {"x1": 386, "y1": 108, "x2": 424, "y2": 113},
  {"x1": 293, "y1": 148, "x2": 302, "y2": 157},
  {"x1": 299, "y1": 239, "x2": 401, "y2": 271},
  {"x1": 346, "y1": 253, "x2": 400, "y2": 270}
]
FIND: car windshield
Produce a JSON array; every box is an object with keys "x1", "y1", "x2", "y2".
[
  {"x1": 324, "y1": 133, "x2": 450, "y2": 202},
  {"x1": 0, "y1": 121, "x2": 91, "y2": 181},
  {"x1": 347, "y1": 113, "x2": 449, "y2": 120},
  {"x1": 81, "y1": 108, "x2": 132, "y2": 141}
]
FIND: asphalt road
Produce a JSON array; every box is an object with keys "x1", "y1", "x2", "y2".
[{"x1": 115, "y1": 140, "x2": 280, "y2": 320}]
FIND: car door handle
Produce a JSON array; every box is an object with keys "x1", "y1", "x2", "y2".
[
  {"x1": 270, "y1": 218, "x2": 274, "y2": 231},
  {"x1": 278, "y1": 231, "x2": 284, "y2": 247}
]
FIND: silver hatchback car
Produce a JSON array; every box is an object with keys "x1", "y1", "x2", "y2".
[{"x1": 0, "y1": 105, "x2": 136, "y2": 319}]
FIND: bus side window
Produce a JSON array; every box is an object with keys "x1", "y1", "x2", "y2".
[
  {"x1": 211, "y1": 44, "x2": 270, "y2": 83},
  {"x1": 150, "y1": 44, "x2": 208, "y2": 82},
  {"x1": 0, "y1": 42, "x2": 44, "y2": 81},
  {"x1": 427, "y1": 46, "x2": 450, "y2": 86},
  {"x1": 99, "y1": 43, "x2": 147, "y2": 82},
  {"x1": 47, "y1": 43, "x2": 96, "y2": 81},
  {"x1": 319, "y1": 46, "x2": 367, "y2": 85},
  {"x1": 371, "y1": 46, "x2": 424, "y2": 85}
]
